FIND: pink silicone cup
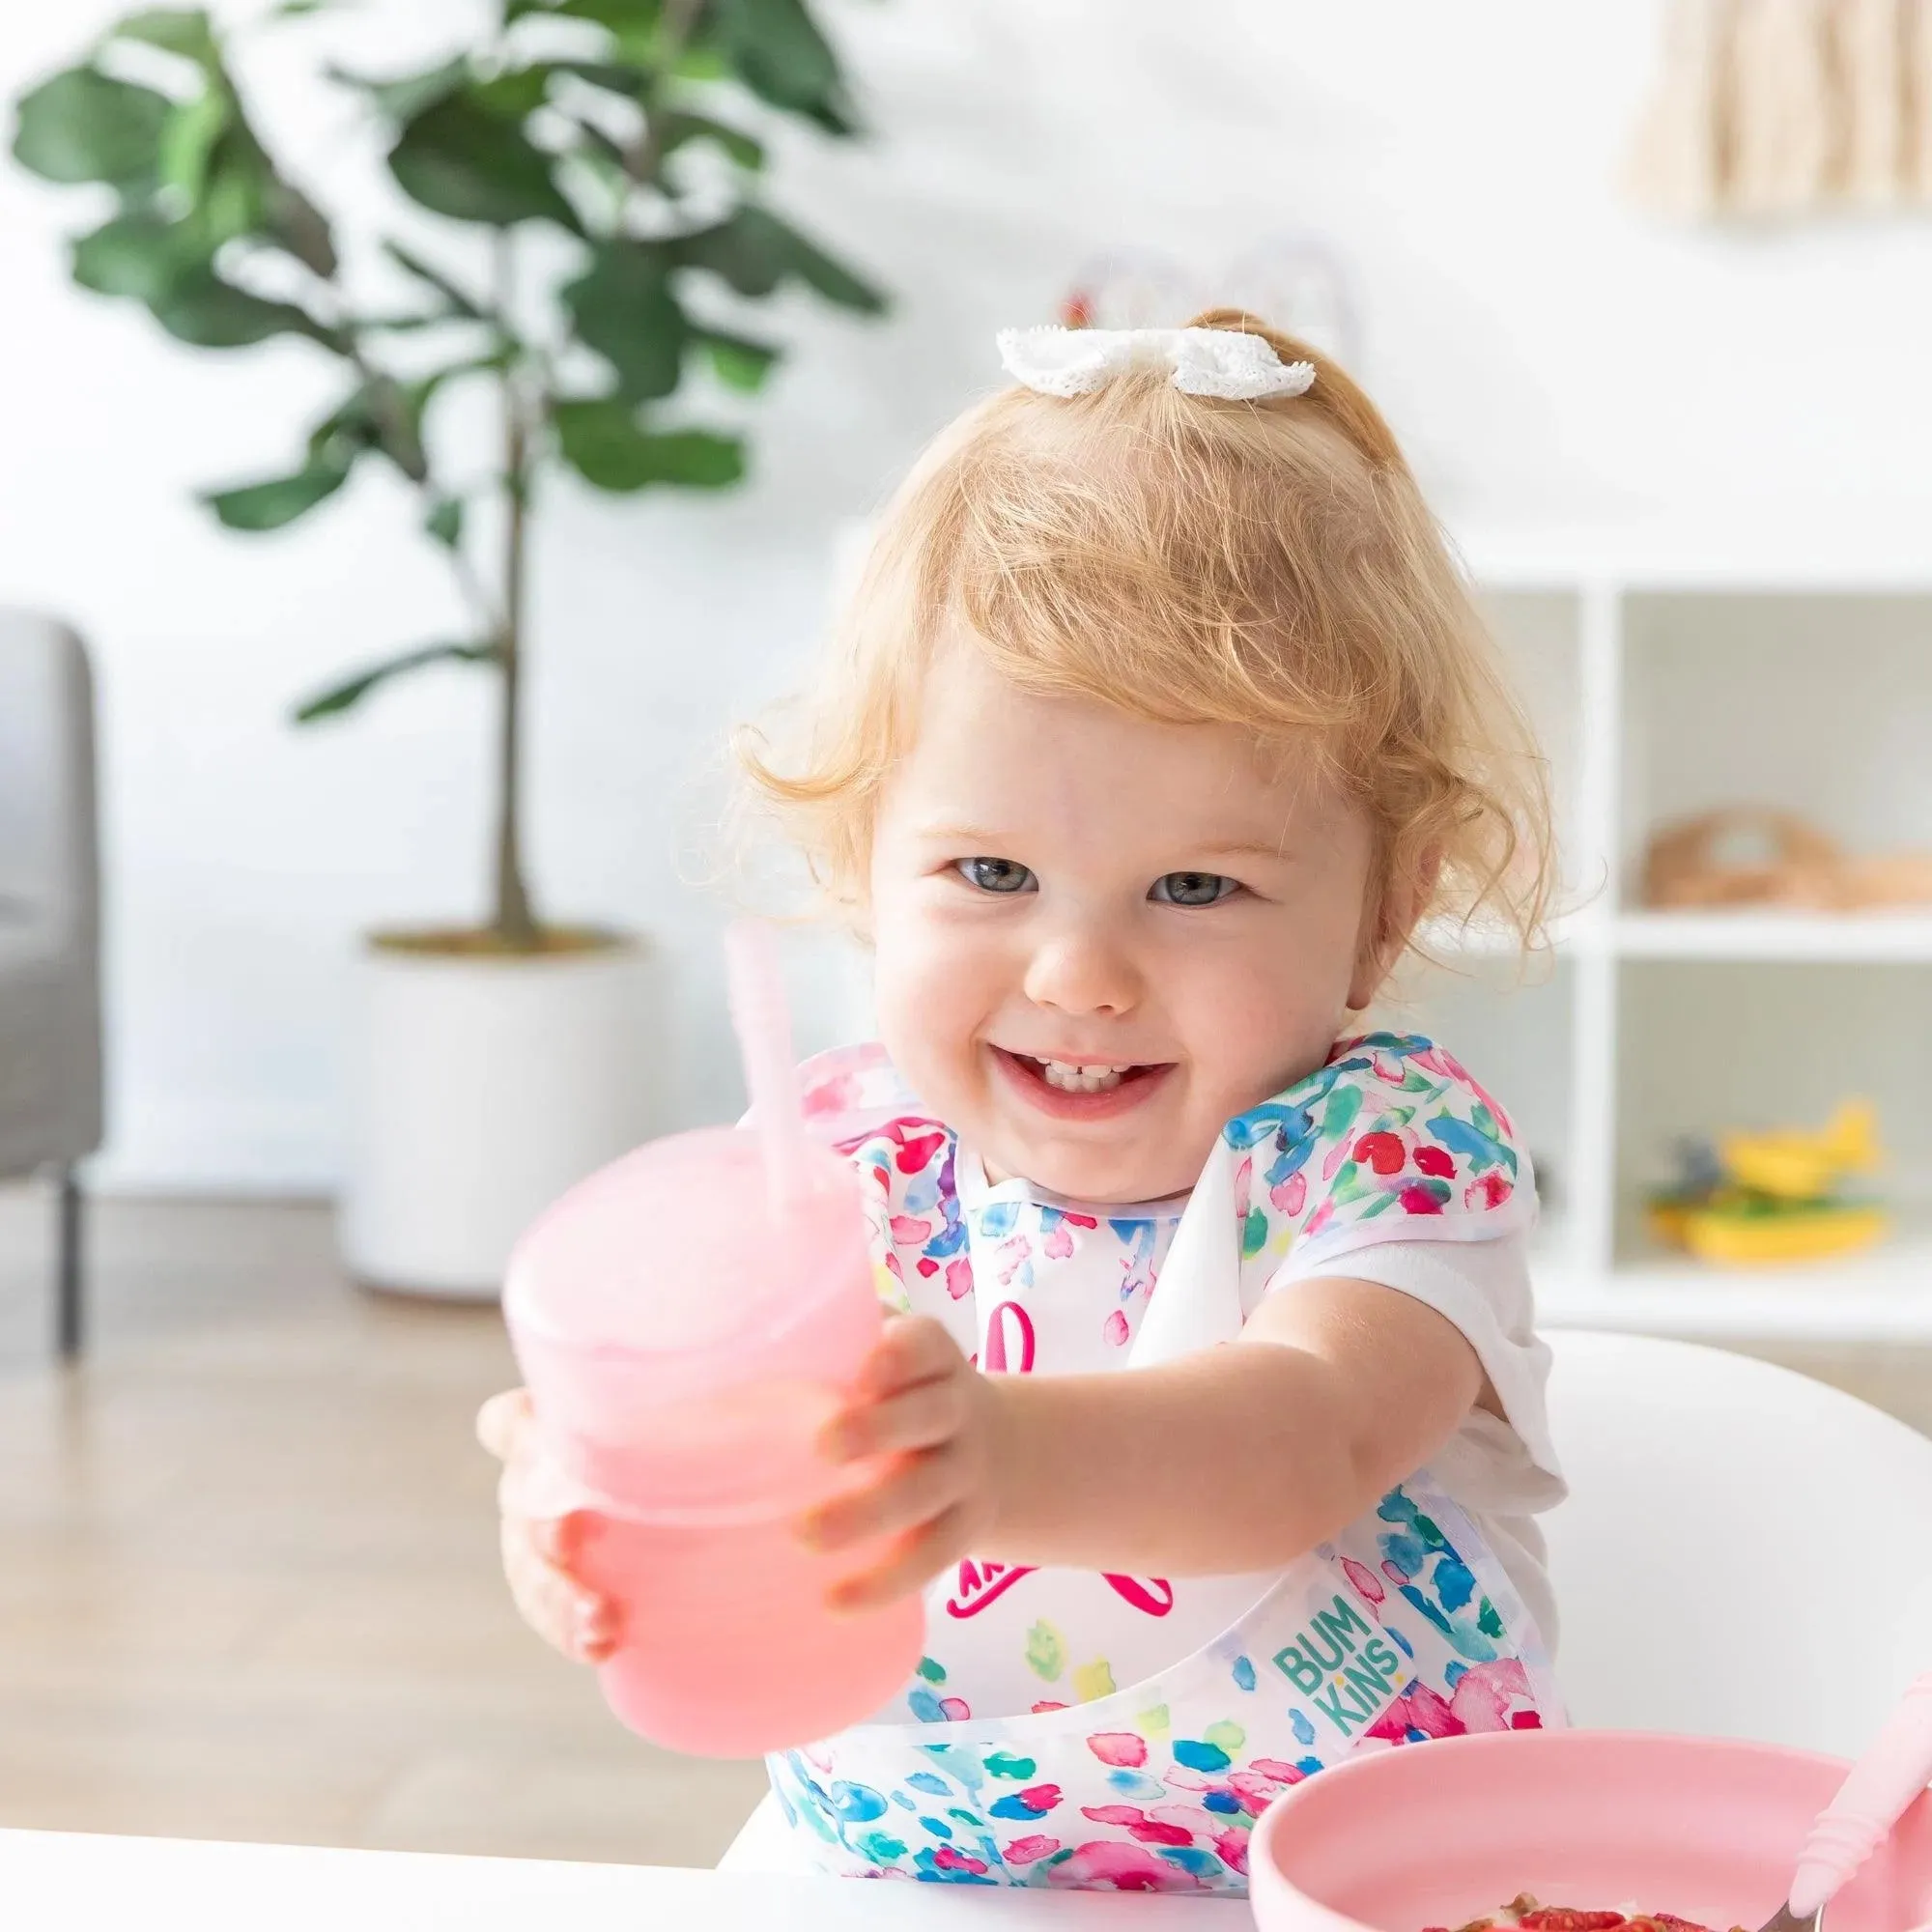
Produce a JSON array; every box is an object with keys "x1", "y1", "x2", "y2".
[
  {"x1": 1789, "y1": 1673, "x2": 1932, "y2": 1919},
  {"x1": 1250, "y1": 1730, "x2": 1932, "y2": 1932}
]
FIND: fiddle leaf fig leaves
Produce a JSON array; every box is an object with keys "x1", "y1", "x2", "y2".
[
  {"x1": 294, "y1": 641, "x2": 500, "y2": 723},
  {"x1": 673, "y1": 204, "x2": 883, "y2": 311},
  {"x1": 154, "y1": 270, "x2": 342, "y2": 350},
  {"x1": 387, "y1": 92, "x2": 583, "y2": 232},
  {"x1": 694, "y1": 325, "x2": 780, "y2": 391},
  {"x1": 552, "y1": 400, "x2": 744, "y2": 491},
  {"x1": 205, "y1": 460, "x2": 352, "y2": 530},
  {"x1": 112, "y1": 9, "x2": 221, "y2": 64},
  {"x1": 562, "y1": 239, "x2": 686, "y2": 401},
  {"x1": 13, "y1": 69, "x2": 171, "y2": 187},
  {"x1": 11, "y1": 0, "x2": 886, "y2": 860}
]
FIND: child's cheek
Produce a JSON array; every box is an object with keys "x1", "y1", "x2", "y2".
[
  {"x1": 869, "y1": 920, "x2": 980, "y2": 1106},
  {"x1": 1179, "y1": 935, "x2": 1353, "y2": 1116}
]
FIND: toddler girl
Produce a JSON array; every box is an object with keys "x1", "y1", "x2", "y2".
[{"x1": 479, "y1": 310, "x2": 1567, "y2": 1892}]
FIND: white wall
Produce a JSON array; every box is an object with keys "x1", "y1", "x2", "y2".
[{"x1": 6, "y1": 0, "x2": 1932, "y2": 1192}]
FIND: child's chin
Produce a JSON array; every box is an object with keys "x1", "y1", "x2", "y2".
[{"x1": 1010, "y1": 1136, "x2": 1193, "y2": 1208}]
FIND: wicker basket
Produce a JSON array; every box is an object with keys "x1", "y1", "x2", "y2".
[{"x1": 1641, "y1": 808, "x2": 1932, "y2": 911}]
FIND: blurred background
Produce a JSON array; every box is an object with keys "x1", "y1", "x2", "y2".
[{"x1": 2, "y1": 0, "x2": 1930, "y2": 1873}]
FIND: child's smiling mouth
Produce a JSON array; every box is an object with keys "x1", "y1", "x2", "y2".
[{"x1": 988, "y1": 1045, "x2": 1174, "y2": 1121}]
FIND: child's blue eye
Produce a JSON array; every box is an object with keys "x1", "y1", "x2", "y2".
[
  {"x1": 1151, "y1": 871, "x2": 1240, "y2": 906},
  {"x1": 956, "y1": 857, "x2": 1037, "y2": 895}
]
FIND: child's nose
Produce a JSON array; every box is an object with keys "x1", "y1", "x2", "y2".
[{"x1": 1021, "y1": 926, "x2": 1142, "y2": 1017}]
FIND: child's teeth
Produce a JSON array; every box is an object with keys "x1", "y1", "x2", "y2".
[{"x1": 1038, "y1": 1058, "x2": 1127, "y2": 1094}]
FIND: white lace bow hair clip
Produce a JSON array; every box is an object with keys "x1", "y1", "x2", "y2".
[{"x1": 996, "y1": 325, "x2": 1316, "y2": 402}]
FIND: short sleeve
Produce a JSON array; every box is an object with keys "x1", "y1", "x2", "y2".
[
  {"x1": 1272, "y1": 1231, "x2": 1565, "y2": 1502},
  {"x1": 1226, "y1": 1031, "x2": 1536, "y2": 1290},
  {"x1": 1265, "y1": 1229, "x2": 1569, "y2": 1648}
]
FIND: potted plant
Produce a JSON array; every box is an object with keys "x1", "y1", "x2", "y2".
[{"x1": 13, "y1": 0, "x2": 884, "y2": 1295}]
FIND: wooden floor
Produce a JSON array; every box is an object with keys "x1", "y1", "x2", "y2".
[
  {"x1": 0, "y1": 1183, "x2": 768, "y2": 1866},
  {"x1": 2, "y1": 1182, "x2": 1929, "y2": 1867}
]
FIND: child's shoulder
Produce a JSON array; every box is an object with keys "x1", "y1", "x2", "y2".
[
  {"x1": 1224, "y1": 1032, "x2": 1530, "y2": 1269},
  {"x1": 797, "y1": 1047, "x2": 958, "y2": 1314},
  {"x1": 1230, "y1": 1031, "x2": 1517, "y2": 1143}
]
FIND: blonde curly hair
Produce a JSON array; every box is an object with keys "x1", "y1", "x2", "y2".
[{"x1": 738, "y1": 309, "x2": 1552, "y2": 959}]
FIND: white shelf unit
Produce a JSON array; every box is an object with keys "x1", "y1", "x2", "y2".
[{"x1": 1393, "y1": 531, "x2": 1932, "y2": 1343}]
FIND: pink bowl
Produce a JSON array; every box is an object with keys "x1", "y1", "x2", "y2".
[{"x1": 1251, "y1": 1731, "x2": 1932, "y2": 1932}]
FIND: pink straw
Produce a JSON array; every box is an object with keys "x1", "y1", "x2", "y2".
[{"x1": 724, "y1": 919, "x2": 808, "y2": 1211}]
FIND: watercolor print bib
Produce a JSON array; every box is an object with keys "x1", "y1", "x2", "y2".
[
  {"x1": 763, "y1": 1034, "x2": 1559, "y2": 1890},
  {"x1": 768, "y1": 1476, "x2": 1564, "y2": 1892},
  {"x1": 794, "y1": 1031, "x2": 1538, "y2": 1719}
]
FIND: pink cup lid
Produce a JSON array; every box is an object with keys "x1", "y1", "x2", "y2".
[{"x1": 502, "y1": 1125, "x2": 859, "y2": 1364}]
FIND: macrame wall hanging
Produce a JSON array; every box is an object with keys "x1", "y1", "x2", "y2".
[{"x1": 1628, "y1": 0, "x2": 1932, "y2": 216}]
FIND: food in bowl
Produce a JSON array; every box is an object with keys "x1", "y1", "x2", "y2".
[{"x1": 1425, "y1": 1896, "x2": 1746, "y2": 1932}]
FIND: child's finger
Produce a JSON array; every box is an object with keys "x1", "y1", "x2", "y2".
[
  {"x1": 797, "y1": 1445, "x2": 964, "y2": 1553},
  {"x1": 476, "y1": 1387, "x2": 533, "y2": 1463},
  {"x1": 820, "y1": 1372, "x2": 968, "y2": 1464},
  {"x1": 501, "y1": 1514, "x2": 619, "y2": 1662},
  {"x1": 521, "y1": 1510, "x2": 604, "y2": 1598},
  {"x1": 826, "y1": 1504, "x2": 974, "y2": 1615},
  {"x1": 855, "y1": 1315, "x2": 959, "y2": 1397},
  {"x1": 530, "y1": 1508, "x2": 600, "y2": 1568}
]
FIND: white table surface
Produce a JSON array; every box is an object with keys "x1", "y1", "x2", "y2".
[{"x1": 0, "y1": 1828, "x2": 1242, "y2": 1932}]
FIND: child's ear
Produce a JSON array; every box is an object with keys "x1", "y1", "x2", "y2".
[{"x1": 1348, "y1": 844, "x2": 1442, "y2": 1010}]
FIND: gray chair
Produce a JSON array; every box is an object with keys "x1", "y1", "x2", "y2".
[{"x1": 0, "y1": 612, "x2": 102, "y2": 1356}]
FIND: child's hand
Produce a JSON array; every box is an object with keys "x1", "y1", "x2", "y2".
[
  {"x1": 799, "y1": 1316, "x2": 1009, "y2": 1614},
  {"x1": 476, "y1": 1388, "x2": 620, "y2": 1665}
]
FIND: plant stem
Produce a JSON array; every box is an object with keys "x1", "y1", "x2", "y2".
[
  {"x1": 493, "y1": 232, "x2": 538, "y2": 951},
  {"x1": 631, "y1": 0, "x2": 710, "y2": 186},
  {"x1": 337, "y1": 324, "x2": 506, "y2": 641}
]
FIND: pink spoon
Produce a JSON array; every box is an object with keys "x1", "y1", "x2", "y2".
[{"x1": 1769, "y1": 1673, "x2": 1932, "y2": 1932}]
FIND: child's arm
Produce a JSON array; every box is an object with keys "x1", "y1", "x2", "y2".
[{"x1": 800, "y1": 1286, "x2": 1487, "y2": 1612}]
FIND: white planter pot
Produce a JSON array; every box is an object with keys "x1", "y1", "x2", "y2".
[{"x1": 340, "y1": 933, "x2": 662, "y2": 1299}]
